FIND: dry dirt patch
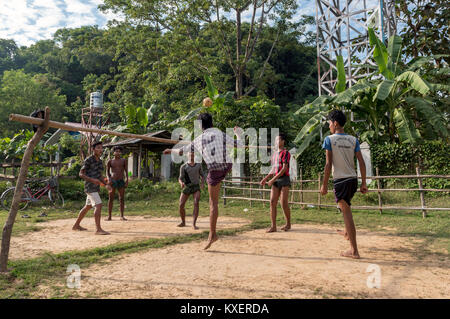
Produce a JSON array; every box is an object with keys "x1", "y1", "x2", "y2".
[
  {"x1": 7, "y1": 216, "x2": 250, "y2": 260},
  {"x1": 60, "y1": 224, "x2": 449, "y2": 299}
]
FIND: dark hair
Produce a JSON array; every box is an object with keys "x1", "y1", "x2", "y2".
[
  {"x1": 113, "y1": 146, "x2": 123, "y2": 152},
  {"x1": 197, "y1": 113, "x2": 213, "y2": 130},
  {"x1": 328, "y1": 109, "x2": 346, "y2": 127},
  {"x1": 278, "y1": 132, "x2": 288, "y2": 143},
  {"x1": 92, "y1": 141, "x2": 103, "y2": 149}
]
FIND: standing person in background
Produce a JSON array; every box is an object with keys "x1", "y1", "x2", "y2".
[
  {"x1": 106, "y1": 146, "x2": 128, "y2": 221},
  {"x1": 178, "y1": 151, "x2": 206, "y2": 229},
  {"x1": 260, "y1": 133, "x2": 292, "y2": 233},
  {"x1": 320, "y1": 110, "x2": 368, "y2": 259}
]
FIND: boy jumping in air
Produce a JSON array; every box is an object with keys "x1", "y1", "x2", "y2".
[
  {"x1": 320, "y1": 110, "x2": 368, "y2": 259},
  {"x1": 178, "y1": 151, "x2": 206, "y2": 229},
  {"x1": 164, "y1": 113, "x2": 243, "y2": 250},
  {"x1": 260, "y1": 133, "x2": 291, "y2": 233},
  {"x1": 106, "y1": 146, "x2": 128, "y2": 221}
]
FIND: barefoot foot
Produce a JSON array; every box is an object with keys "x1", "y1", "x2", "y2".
[
  {"x1": 105, "y1": 217, "x2": 112, "y2": 221},
  {"x1": 72, "y1": 225, "x2": 87, "y2": 231},
  {"x1": 95, "y1": 229, "x2": 110, "y2": 235},
  {"x1": 340, "y1": 250, "x2": 360, "y2": 259},
  {"x1": 193, "y1": 225, "x2": 199, "y2": 230},
  {"x1": 177, "y1": 222, "x2": 186, "y2": 227},
  {"x1": 266, "y1": 226, "x2": 277, "y2": 233},
  {"x1": 203, "y1": 235, "x2": 218, "y2": 250},
  {"x1": 120, "y1": 217, "x2": 127, "y2": 221},
  {"x1": 281, "y1": 224, "x2": 291, "y2": 231}
]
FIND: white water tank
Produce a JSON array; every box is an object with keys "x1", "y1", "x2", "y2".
[{"x1": 90, "y1": 91, "x2": 103, "y2": 110}]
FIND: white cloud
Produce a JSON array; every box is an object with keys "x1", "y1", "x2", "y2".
[{"x1": 0, "y1": 0, "x2": 123, "y2": 46}]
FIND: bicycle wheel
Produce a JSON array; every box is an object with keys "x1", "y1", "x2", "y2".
[
  {"x1": 49, "y1": 189, "x2": 65, "y2": 208},
  {"x1": 0, "y1": 187, "x2": 31, "y2": 211}
]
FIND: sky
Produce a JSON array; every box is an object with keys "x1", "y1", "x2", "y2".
[
  {"x1": 0, "y1": 0, "x2": 318, "y2": 47},
  {"x1": 0, "y1": 0, "x2": 383, "y2": 47}
]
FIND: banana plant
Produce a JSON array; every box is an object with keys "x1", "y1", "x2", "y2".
[{"x1": 291, "y1": 29, "x2": 449, "y2": 158}]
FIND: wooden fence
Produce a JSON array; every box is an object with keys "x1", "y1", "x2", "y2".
[{"x1": 222, "y1": 167, "x2": 450, "y2": 218}]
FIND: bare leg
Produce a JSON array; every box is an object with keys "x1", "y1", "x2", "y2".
[
  {"x1": 192, "y1": 191, "x2": 200, "y2": 230},
  {"x1": 204, "y1": 182, "x2": 221, "y2": 250},
  {"x1": 337, "y1": 200, "x2": 360, "y2": 259},
  {"x1": 106, "y1": 188, "x2": 115, "y2": 221},
  {"x1": 178, "y1": 193, "x2": 189, "y2": 227},
  {"x1": 118, "y1": 187, "x2": 126, "y2": 220},
  {"x1": 72, "y1": 205, "x2": 91, "y2": 231},
  {"x1": 94, "y1": 204, "x2": 109, "y2": 235},
  {"x1": 280, "y1": 186, "x2": 291, "y2": 231},
  {"x1": 267, "y1": 187, "x2": 281, "y2": 233}
]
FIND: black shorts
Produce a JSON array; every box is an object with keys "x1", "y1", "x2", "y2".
[
  {"x1": 273, "y1": 175, "x2": 291, "y2": 189},
  {"x1": 333, "y1": 178, "x2": 357, "y2": 206}
]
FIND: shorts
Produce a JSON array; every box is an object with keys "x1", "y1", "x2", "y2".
[
  {"x1": 333, "y1": 177, "x2": 358, "y2": 206},
  {"x1": 182, "y1": 183, "x2": 201, "y2": 195},
  {"x1": 272, "y1": 175, "x2": 291, "y2": 189},
  {"x1": 86, "y1": 192, "x2": 102, "y2": 206},
  {"x1": 111, "y1": 179, "x2": 125, "y2": 189},
  {"x1": 207, "y1": 163, "x2": 232, "y2": 186}
]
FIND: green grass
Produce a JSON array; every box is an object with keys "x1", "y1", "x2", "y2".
[{"x1": 0, "y1": 181, "x2": 448, "y2": 298}]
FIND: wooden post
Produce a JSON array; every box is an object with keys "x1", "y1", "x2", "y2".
[
  {"x1": 0, "y1": 107, "x2": 50, "y2": 272},
  {"x1": 318, "y1": 173, "x2": 321, "y2": 210},
  {"x1": 262, "y1": 181, "x2": 266, "y2": 208},
  {"x1": 138, "y1": 144, "x2": 142, "y2": 180},
  {"x1": 376, "y1": 167, "x2": 383, "y2": 214},
  {"x1": 416, "y1": 166, "x2": 427, "y2": 218},
  {"x1": 300, "y1": 168, "x2": 304, "y2": 209},
  {"x1": 249, "y1": 173, "x2": 253, "y2": 207},
  {"x1": 291, "y1": 179, "x2": 295, "y2": 203},
  {"x1": 223, "y1": 181, "x2": 227, "y2": 206}
]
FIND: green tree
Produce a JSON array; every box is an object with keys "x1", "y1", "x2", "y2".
[
  {"x1": 0, "y1": 70, "x2": 67, "y2": 136},
  {"x1": 101, "y1": 0, "x2": 299, "y2": 98},
  {"x1": 292, "y1": 29, "x2": 449, "y2": 156}
]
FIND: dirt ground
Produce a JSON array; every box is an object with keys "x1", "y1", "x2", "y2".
[
  {"x1": 37, "y1": 223, "x2": 449, "y2": 299},
  {"x1": 8, "y1": 216, "x2": 250, "y2": 260}
]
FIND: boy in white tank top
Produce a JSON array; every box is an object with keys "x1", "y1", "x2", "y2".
[{"x1": 320, "y1": 110, "x2": 368, "y2": 259}]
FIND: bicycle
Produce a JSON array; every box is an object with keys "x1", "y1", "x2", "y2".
[{"x1": 0, "y1": 176, "x2": 65, "y2": 211}]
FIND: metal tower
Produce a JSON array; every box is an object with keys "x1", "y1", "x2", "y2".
[{"x1": 315, "y1": 0, "x2": 397, "y2": 96}]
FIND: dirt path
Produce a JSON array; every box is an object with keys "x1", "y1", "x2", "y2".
[
  {"x1": 48, "y1": 224, "x2": 449, "y2": 299},
  {"x1": 7, "y1": 216, "x2": 250, "y2": 260}
]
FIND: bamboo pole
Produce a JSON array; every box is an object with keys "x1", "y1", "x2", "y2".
[
  {"x1": 249, "y1": 173, "x2": 253, "y2": 207},
  {"x1": 318, "y1": 173, "x2": 321, "y2": 210},
  {"x1": 416, "y1": 166, "x2": 427, "y2": 218},
  {"x1": 223, "y1": 181, "x2": 227, "y2": 206},
  {"x1": 10, "y1": 113, "x2": 181, "y2": 145},
  {"x1": 1, "y1": 108, "x2": 51, "y2": 272},
  {"x1": 300, "y1": 168, "x2": 304, "y2": 209},
  {"x1": 376, "y1": 167, "x2": 383, "y2": 214}
]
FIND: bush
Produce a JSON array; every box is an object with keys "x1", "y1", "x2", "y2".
[
  {"x1": 60, "y1": 156, "x2": 82, "y2": 177},
  {"x1": 58, "y1": 178, "x2": 182, "y2": 202}
]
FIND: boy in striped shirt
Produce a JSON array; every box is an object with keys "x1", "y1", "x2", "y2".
[
  {"x1": 320, "y1": 110, "x2": 368, "y2": 259},
  {"x1": 260, "y1": 133, "x2": 291, "y2": 233}
]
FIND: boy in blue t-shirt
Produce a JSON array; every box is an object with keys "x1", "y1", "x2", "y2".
[{"x1": 320, "y1": 110, "x2": 368, "y2": 259}]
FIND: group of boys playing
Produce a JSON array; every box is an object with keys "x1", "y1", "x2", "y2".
[{"x1": 74, "y1": 109, "x2": 367, "y2": 259}]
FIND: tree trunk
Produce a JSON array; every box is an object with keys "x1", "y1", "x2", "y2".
[
  {"x1": 0, "y1": 107, "x2": 50, "y2": 272},
  {"x1": 236, "y1": 8, "x2": 243, "y2": 98}
]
